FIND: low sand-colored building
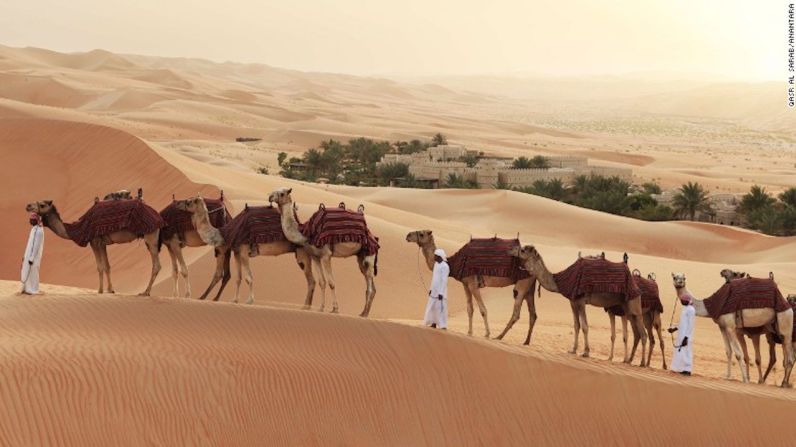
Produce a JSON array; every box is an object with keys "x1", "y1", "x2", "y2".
[{"x1": 379, "y1": 148, "x2": 632, "y2": 189}]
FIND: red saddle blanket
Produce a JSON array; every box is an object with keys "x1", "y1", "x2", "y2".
[
  {"x1": 160, "y1": 198, "x2": 231, "y2": 241},
  {"x1": 607, "y1": 275, "x2": 662, "y2": 315},
  {"x1": 221, "y1": 206, "x2": 287, "y2": 248},
  {"x1": 63, "y1": 199, "x2": 164, "y2": 247},
  {"x1": 553, "y1": 257, "x2": 640, "y2": 302},
  {"x1": 447, "y1": 238, "x2": 531, "y2": 282},
  {"x1": 704, "y1": 277, "x2": 789, "y2": 320},
  {"x1": 300, "y1": 206, "x2": 379, "y2": 256}
]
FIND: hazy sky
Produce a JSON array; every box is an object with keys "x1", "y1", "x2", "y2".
[{"x1": 0, "y1": 1, "x2": 787, "y2": 80}]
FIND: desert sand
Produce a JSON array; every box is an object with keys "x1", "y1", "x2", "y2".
[{"x1": 1, "y1": 46, "x2": 795, "y2": 445}]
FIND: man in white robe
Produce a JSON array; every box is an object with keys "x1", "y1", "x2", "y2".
[
  {"x1": 423, "y1": 248, "x2": 449, "y2": 329},
  {"x1": 21, "y1": 213, "x2": 44, "y2": 295},
  {"x1": 669, "y1": 292, "x2": 695, "y2": 375}
]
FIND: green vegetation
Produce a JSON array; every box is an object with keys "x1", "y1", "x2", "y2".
[
  {"x1": 431, "y1": 133, "x2": 447, "y2": 147},
  {"x1": 672, "y1": 182, "x2": 712, "y2": 221},
  {"x1": 277, "y1": 136, "x2": 442, "y2": 187},
  {"x1": 444, "y1": 173, "x2": 478, "y2": 189},
  {"x1": 512, "y1": 155, "x2": 550, "y2": 169},
  {"x1": 739, "y1": 186, "x2": 796, "y2": 236}
]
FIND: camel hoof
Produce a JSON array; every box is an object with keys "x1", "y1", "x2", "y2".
[
  {"x1": 467, "y1": 331, "x2": 473, "y2": 337},
  {"x1": 607, "y1": 356, "x2": 613, "y2": 361},
  {"x1": 331, "y1": 308, "x2": 339, "y2": 314},
  {"x1": 484, "y1": 333, "x2": 490, "y2": 338},
  {"x1": 301, "y1": 305, "x2": 311, "y2": 311},
  {"x1": 581, "y1": 352, "x2": 590, "y2": 358},
  {"x1": 318, "y1": 307, "x2": 325, "y2": 312},
  {"x1": 568, "y1": 349, "x2": 576, "y2": 355},
  {"x1": 138, "y1": 292, "x2": 150, "y2": 297},
  {"x1": 246, "y1": 299, "x2": 254, "y2": 305},
  {"x1": 359, "y1": 312, "x2": 368, "y2": 318},
  {"x1": 232, "y1": 300, "x2": 238, "y2": 304}
]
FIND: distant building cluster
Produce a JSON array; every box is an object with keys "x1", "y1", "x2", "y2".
[
  {"x1": 653, "y1": 191, "x2": 741, "y2": 225},
  {"x1": 378, "y1": 144, "x2": 633, "y2": 189}
]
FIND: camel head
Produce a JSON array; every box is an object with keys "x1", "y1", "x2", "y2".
[
  {"x1": 406, "y1": 230, "x2": 433, "y2": 246},
  {"x1": 509, "y1": 244, "x2": 539, "y2": 262},
  {"x1": 268, "y1": 187, "x2": 293, "y2": 207},
  {"x1": 719, "y1": 268, "x2": 747, "y2": 283},
  {"x1": 174, "y1": 196, "x2": 207, "y2": 215},
  {"x1": 26, "y1": 200, "x2": 55, "y2": 215},
  {"x1": 672, "y1": 272, "x2": 687, "y2": 289}
]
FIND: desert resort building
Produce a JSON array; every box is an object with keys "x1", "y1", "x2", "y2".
[{"x1": 378, "y1": 144, "x2": 633, "y2": 189}]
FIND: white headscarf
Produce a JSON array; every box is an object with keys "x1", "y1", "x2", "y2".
[{"x1": 434, "y1": 248, "x2": 447, "y2": 261}]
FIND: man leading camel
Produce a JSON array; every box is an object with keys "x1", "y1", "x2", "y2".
[
  {"x1": 20, "y1": 213, "x2": 44, "y2": 294},
  {"x1": 424, "y1": 248, "x2": 449, "y2": 330},
  {"x1": 669, "y1": 291, "x2": 696, "y2": 376}
]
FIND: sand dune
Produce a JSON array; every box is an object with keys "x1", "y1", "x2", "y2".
[
  {"x1": 1, "y1": 44, "x2": 795, "y2": 445},
  {"x1": 0, "y1": 287, "x2": 794, "y2": 446}
]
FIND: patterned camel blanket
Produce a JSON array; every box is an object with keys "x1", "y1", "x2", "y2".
[
  {"x1": 160, "y1": 197, "x2": 232, "y2": 241},
  {"x1": 703, "y1": 277, "x2": 789, "y2": 320},
  {"x1": 62, "y1": 199, "x2": 164, "y2": 247},
  {"x1": 221, "y1": 205, "x2": 287, "y2": 248},
  {"x1": 300, "y1": 205, "x2": 379, "y2": 256},
  {"x1": 606, "y1": 275, "x2": 662, "y2": 315},
  {"x1": 447, "y1": 238, "x2": 531, "y2": 282},
  {"x1": 553, "y1": 257, "x2": 640, "y2": 303}
]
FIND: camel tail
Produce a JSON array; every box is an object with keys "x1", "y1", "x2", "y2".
[
  {"x1": 157, "y1": 231, "x2": 164, "y2": 253},
  {"x1": 537, "y1": 281, "x2": 542, "y2": 298},
  {"x1": 374, "y1": 249, "x2": 379, "y2": 277}
]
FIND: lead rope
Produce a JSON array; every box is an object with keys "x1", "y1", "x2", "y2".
[
  {"x1": 415, "y1": 247, "x2": 428, "y2": 294},
  {"x1": 668, "y1": 294, "x2": 679, "y2": 348}
]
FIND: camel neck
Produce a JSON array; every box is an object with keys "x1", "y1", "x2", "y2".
[
  {"x1": 529, "y1": 256, "x2": 559, "y2": 293},
  {"x1": 42, "y1": 209, "x2": 71, "y2": 240},
  {"x1": 278, "y1": 201, "x2": 307, "y2": 246},
  {"x1": 191, "y1": 204, "x2": 223, "y2": 246},
  {"x1": 676, "y1": 286, "x2": 708, "y2": 317},
  {"x1": 420, "y1": 238, "x2": 436, "y2": 271}
]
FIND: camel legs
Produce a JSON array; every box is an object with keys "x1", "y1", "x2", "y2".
[
  {"x1": 644, "y1": 313, "x2": 656, "y2": 369},
  {"x1": 233, "y1": 251, "x2": 243, "y2": 303},
  {"x1": 296, "y1": 249, "x2": 315, "y2": 310},
  {"x1": 495, "y1": 287, "x2": 524, "y2": 341},
  {"x1": 608, "y1": 313, "x2": 616, "y2": 361},
  {"x1": 737, "y1": 332, "x2": 763, "y2": 384},
  {"x1": 721, "y1": 324, "x2": 748, "y2": 383},
  {"x1": 319, "y1": 255, "x2": 339, "y2": 313},
  {"x1": 470, "y1": 286, "x2": 490, "y2": 338},
  {"x1": 568, "y1": 301, "x2": 581, "y2": 355},
  {"x1": 578, "y1": 304, "x2": 590, "y2": 358},
  {"x1": 174, "y1": 245, "x2": 191, "y2": 298},
  {"x1": 776, "y1": 310, "x2": 795, "y2": 388},
  {"x1": 621, "y1": 315, "x2": 629, "y2": 363},
  {"x1": 463, "y1": 286, "x2": 475, "y2": 336},
  {"x1": 653, "y1": 312, "x2": 666, "y2": 370},
  {"x1": 138, "y1": 232, "x2": 161, "y2": 296},
  {"x1": 357, "y1": 254, "x2": 377, "y2": 317},
  {"x1": 89, "y1": 240, "x2": 105, "y2": 294},
  {"x1": 625, "y1": 306, "x2": 647, "y2": 366},
  {"x1": 314, "y1": 257, "x2": 328, "y2": 312},
  {"x1": 198, "y1": 247, "x2": 230, "y2": 301},
  {"x1": 234, "y1": 250, "x2": 255, "y2": 305},
  {"x1": 165, "y1": 241, "x2": 180, "y2": 297},
  {"x1": 523, "y1": 288, "x2": 537, "y2": 345},
  {"x1": 762, "y1": 334, "x2": 778, "y2": 383},
  {"x1": 99, "y1": 242, "x2": 115, "y2": 294},
  {"x1": 719, "y1": 329, "x2": 734, "y2": 379}
]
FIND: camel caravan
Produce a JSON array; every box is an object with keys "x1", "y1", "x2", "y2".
[{"x1": 25, "y1": 187, "x2": 796, "y2": 388}]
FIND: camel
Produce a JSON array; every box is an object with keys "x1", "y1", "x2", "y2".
[
  {"x1": 268, "y1": 188, "x2": 377, "y2": 317},
  {"x1": 26, "y1": 199, "x2": 161, "y2": 296},
  {"x1": 606, "y1": 271, "x2": 667, "y2": 368},
  {"x1": 159, "y1": 195, "x2": 232, "y2": 298},
  {"x1": 510, "y1": 245, "x2": 648, "y2": 365},
  {"x1": 406, "y1": 230, "x2": 538, "y2": 343},
  {"x1": 671, "y1": 272, "x2": 794, "y2": 387},
  {"x1": 719, "y1": 269, "x2": 775, "y2": 383},
  {"x1": 175, "y1": 196, "x2": 315, "y2": 305},
  {"x1": 762, "y1": 295, "x2": 796, "y2": 382}
]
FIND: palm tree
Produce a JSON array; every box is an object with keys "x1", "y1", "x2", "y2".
[
  {"x1": 779, "y1": 187, "x2": 796, "y2": 208},
  {"x1": 739, "y1": 185, "x2": 776, "y2": 215},
  {"x1": 431, "y1": 133, "x2": 447, "y2": 147},
  {"x1": 672, "y1": 181, "x2": 711, "y2": 221},
  {"x1": 512, "y1": 156, "x2": 532, "y2": 169},
  {"x1": 529, "y1": 155, "x2": 550, "y2": 169}
]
